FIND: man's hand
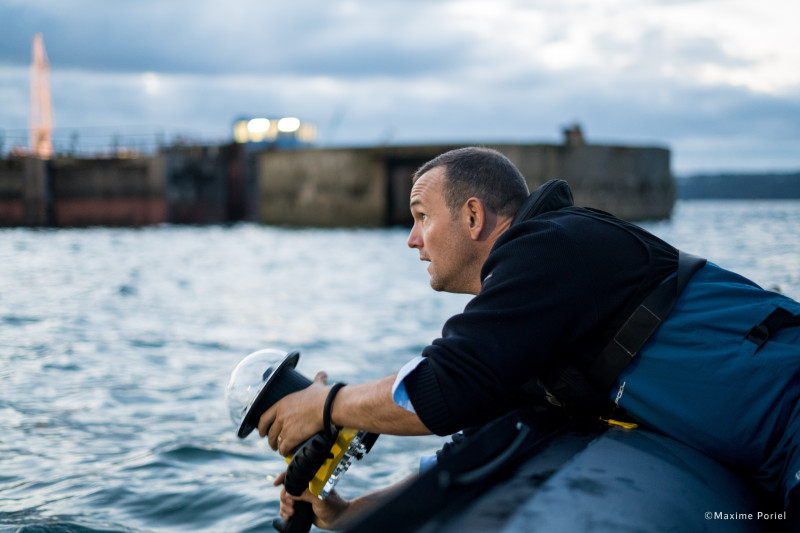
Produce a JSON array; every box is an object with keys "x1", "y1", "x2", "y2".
[
  {"x1": 273, "y1": 470, "x2": 418, "y2": 530},
  {"x1": 273, "y1": 471, "x2": 350, "y2": 530},
  {"x1": 259, "y1": 371, "x2": 431, "y2": 456},
  {"x1": 258, "y1": 371, "x2": 330, "y2": 456}
]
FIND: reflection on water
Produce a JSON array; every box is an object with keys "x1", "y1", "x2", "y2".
[{"x1": 1, "y1": 200, "x2": 799, "y2": 531}]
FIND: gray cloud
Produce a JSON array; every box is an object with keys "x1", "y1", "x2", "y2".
[
  {"x1": 1, "y1": 0, "x2": 798, "y2": 173},
  {"x1": 0, "y1": 1, "x2": 469, "y2": 77}
]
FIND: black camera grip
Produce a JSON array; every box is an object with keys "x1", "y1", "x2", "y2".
[
  {"x1": 272, "y1": 500, "x2": 314, "y2": 533},
  {"x1": 273, "y1": 431, "x2": 338, "y2": 533}
]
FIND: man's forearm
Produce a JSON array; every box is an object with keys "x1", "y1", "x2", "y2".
[
  {"x1": 330, "y1": 374, "x2": 431, "y2": 435},
  {"x1": 303, "y1": 473, "x2": 419, "y2": 530},
  {"x1": 331, "y1": 473, "x2": 418, "y2": 529}
]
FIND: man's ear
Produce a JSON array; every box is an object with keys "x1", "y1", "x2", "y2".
[{"x1": 464, "y1": 198, "x2": 486, "y2": 240}]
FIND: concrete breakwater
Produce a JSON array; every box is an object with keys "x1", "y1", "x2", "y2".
[
  {"x1": 0, "y1": 144, "x2": 252, "y2": 227},
  {"x1": 0, "y1": 141, "x2": 673, "y2": 228}
]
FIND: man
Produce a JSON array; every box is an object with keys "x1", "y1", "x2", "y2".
[{"x1": 260, "y1": 147, "x2": 800, "y2": 529}]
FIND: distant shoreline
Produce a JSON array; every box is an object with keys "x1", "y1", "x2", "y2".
[{"x1": 676, "y1": 172, "x2": 800, "y2": 199}]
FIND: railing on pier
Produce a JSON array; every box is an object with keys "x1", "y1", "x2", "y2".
[{"x1": 0, "y1": 127, "x2": 228, "y2": 159}]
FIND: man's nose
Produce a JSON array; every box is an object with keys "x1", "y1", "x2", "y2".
[{"x1": 407, "y1": 224, "x2": 422, "y2": 249}]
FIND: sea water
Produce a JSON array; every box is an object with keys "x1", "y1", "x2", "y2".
[{"x1": 1, "y1": 200, "x2": 799, "y2": 532}]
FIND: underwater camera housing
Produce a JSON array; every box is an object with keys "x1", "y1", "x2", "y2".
[{"x1": 225, "y1": 349, "x2": 378, "y2": 532}]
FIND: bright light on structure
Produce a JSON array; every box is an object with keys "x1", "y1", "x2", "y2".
[
  {"x1": 277, "y1": 117, "x2": 301, "y2": 133},
  {"x1": 233, "y1": 121, "x2": 250, "y2": 143},
  {"x1": 233, "y1": 116, "x2": 317, "y2": 147},
  {"x1": 248, "y1": 118, "x2": 270, "y2": 133}
]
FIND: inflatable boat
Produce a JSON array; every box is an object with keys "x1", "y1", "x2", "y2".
[{"x1": 344, "y1": 406, "x2": 784, "y2": 532}]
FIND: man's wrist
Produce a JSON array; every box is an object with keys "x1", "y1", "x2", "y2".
[
  {"x1": 319, "y1": 491, "x2": 351, "y2": 530},
  {"x1": 323, "y1": 382, "x2": 347, "y2": 440}
]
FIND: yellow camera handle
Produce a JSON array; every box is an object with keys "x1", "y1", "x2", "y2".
[{"x1": 285, "y1": 427, "x2": 359, "y2": 496}]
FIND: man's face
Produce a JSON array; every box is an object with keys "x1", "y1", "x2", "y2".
[{"x1": 407, "y1": 166, "x2": 476, "y2": 294}]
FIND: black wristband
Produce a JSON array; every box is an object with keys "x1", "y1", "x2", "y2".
[{"x1": 323, "y1": 382, "x2": 346, "y2": 443}]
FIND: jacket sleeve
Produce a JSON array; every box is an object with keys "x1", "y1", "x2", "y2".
[{"x1": 403, "y1": 220, "x2": 601, "y2": 435}]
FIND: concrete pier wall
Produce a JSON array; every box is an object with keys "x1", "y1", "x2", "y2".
[
  {"x1": 256, "y1": 143, "x2": 674, "y2": 226},
  {"x1": 0, "y1": 141, "x2": 673, "y2": 228},
  {"x1": 0, "y1": 158, "x2": 53, "y2": 226},
  {"x1": 0, "y1": 143, "x2": 254, "y2": 227},
  {"x1": 257, "y1": 148, "x2": 388, "y2": 227},
  {"x1": 165, "y1": 143, "x2": 256, "y2": 224},
  {"x1": 49, "y1": 157, "x2": 166, "y2": 226},
  {"x1": 0, "y1": 156, "x2": 166, "y2": 227},
  {"x1": 555, "y1": 144, "x2": 673, "y2": 221},
  {"x1": 0, "y1": 158, "x2": 27, "y2": 225}
]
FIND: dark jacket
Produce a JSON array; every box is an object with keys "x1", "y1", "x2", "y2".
[{"x1": 404, "y1": 181, "x2": 678, "y2": 435}]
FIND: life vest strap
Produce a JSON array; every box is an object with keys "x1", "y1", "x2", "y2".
[
  {"x1": 589, "y1": 251, "x2": 707, "y2": 393},
  {"x1": 745, "y1": 307, "x2": 800, "y2": 349}
]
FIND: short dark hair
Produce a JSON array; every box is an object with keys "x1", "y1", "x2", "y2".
[{"x1": 414, "y1": 147, "x2": 529, "y2": 219}]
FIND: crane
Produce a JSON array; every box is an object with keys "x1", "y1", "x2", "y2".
[{"x1": 30, "y1": 33, "x2": 53, "y2": 159}]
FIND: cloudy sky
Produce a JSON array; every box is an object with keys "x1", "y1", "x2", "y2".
[{"x1": 1, "y1": 0, "x2": 798, "y2": 174}]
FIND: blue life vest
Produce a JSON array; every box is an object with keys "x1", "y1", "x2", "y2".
[{"x1": 613, "y1": 262, "x2": 800, "y2": 505}]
